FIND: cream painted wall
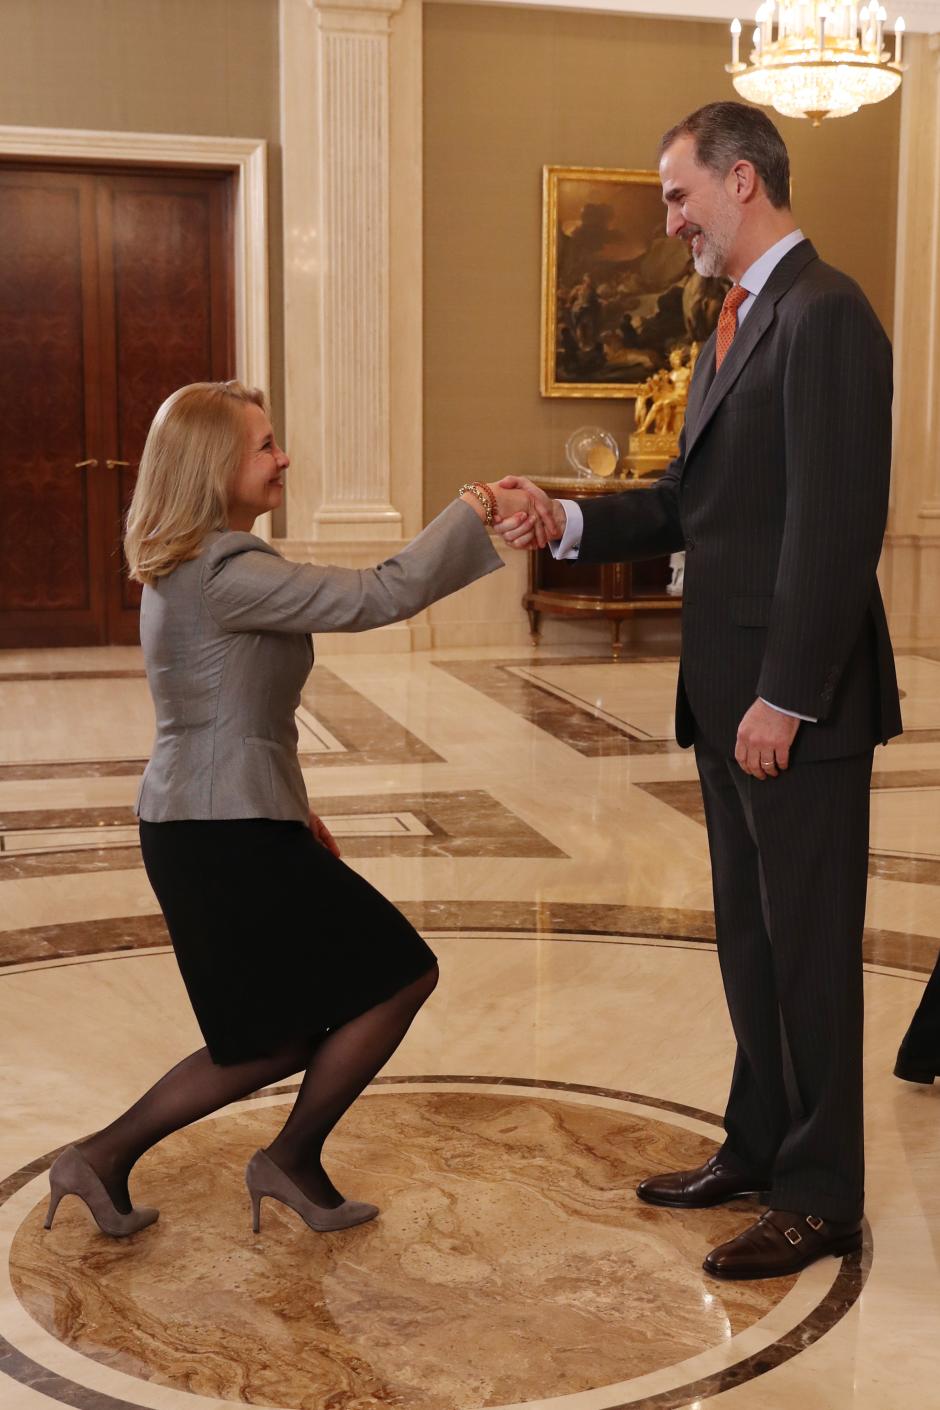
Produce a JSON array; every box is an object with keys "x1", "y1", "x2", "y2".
[
  {"x1": 0, "y1": 0, "x2": 284, "y2": 436},
  {"x1": 423, "y1": 2, "x2": 902, "y2": 518}
]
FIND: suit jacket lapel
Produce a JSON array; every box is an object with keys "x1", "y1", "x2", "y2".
[
  {"x1": 682, "y1": 331, "x2": 717, "y2": 443},
  {"x1": 682, "y1": 239, "x2": 818, "y2": 466}
]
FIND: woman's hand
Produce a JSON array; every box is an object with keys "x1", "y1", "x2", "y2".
[
  {"x1": 488, "y1": 484, "x2": 545, "y2": 547},
  {"x1": 309, "y1": 808, "x2": 341, "y2": 858},
  {"x1": 458, "y1": 480, "x2": 559, "y2": 548},
  {"x1": 460, "y1": 483, "x2": 542, "y2": 545},
  {"x1": 493, "y1": 477, "x2": 566, "y2": 548}
]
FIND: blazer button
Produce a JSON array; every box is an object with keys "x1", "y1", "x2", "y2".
[{"x1": 685, "y1": 538, "x2": 696, "y2": 551}]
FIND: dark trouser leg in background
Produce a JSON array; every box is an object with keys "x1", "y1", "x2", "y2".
[
  {"x1": 896, "y1": 948, "x2": 940, "y2": 1078},
  {"x1": 695, "y1": 733, "x2": 873, "y2": 1223}
]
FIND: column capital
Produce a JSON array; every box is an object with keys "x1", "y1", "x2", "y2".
[{"x1": 311, "y1": 0, "x2": 404, "y2": 32}]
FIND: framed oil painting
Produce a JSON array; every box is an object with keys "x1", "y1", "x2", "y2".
[{"x1": 540, "y1": 165, "x2": 725, "y2": 398}]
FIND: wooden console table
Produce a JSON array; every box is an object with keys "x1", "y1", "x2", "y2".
[{"x1": 523, "y1": 476, "x2": 680, "y2": 659}]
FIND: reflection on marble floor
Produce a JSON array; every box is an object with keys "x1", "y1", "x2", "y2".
[
  {"x1": 0, "y1": 664, "x2": 440, "y2": 779},
  {"x1": 1, "y1": 643, "x2": 939, "y2": 1410},
  {"x1": 10, "y1": 1091, "x2": 817, "y2": 1410}
]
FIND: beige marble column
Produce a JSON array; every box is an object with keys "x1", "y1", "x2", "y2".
[
  {"x1": 883, "y1": 32, "x2": 940, "y2": 647},
  {"x1": 279, "y1": 0, "x2": 422, "y2": 551}
]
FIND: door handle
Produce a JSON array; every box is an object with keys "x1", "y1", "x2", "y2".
[
  {"x1": 106, "y1": 459, "x2": 131, "y2": 470},
  {"x1": 74, "y1": 459, "x2": 99, "y2": 469}
]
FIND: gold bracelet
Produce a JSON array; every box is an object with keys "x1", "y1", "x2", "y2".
[
  {"x1": 457, "y1": 481, "x2": 494, "y2": 527},
  {"x1": 477, "y1": 481, "x2": 497, "y2": 521}
]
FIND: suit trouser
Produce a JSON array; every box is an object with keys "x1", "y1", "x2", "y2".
[
  {"x1": 694, "y1": 732, "x2": 873, "y2": 1223},
  {"x1": 899, "y1": 948, "x2": 940, "y2": 1060}
]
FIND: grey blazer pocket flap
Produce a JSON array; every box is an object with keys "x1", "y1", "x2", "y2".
[
  {"x1": 244, "y1": 734, "x2": 285, "y2": 752},
  {"x1": 730, "y1": 595, "x2": 773, "y2": 627}
]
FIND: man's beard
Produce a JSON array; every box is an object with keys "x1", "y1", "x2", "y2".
[{"x1": 688, "y1": 196, "x2": 741, "y2": 278}]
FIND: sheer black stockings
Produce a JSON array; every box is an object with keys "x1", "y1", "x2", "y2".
[{"x1": 78, "y1": 965, "x2": 438, "y2": 1213}]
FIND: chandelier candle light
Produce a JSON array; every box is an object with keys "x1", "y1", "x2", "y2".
[{"x1": 726, "y1": 2, "x2": 906, "y2": 124}]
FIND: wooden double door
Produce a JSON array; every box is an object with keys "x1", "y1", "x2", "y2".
[{"x1": 0, "y1": 163, "x2": 235, "y2": 647}]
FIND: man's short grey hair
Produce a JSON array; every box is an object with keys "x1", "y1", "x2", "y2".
[{"x1": 660, "y1": 101, "x2": 791, "y2": 210}]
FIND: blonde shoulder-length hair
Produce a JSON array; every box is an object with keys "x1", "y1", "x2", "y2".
[{"x1": 124, "y1": 380, "x2": 266, "y2": 585}]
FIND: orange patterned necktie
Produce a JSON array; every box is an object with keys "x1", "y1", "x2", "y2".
[{"x1": 715, "y1": 284, "x2": 750, "y2": 371}]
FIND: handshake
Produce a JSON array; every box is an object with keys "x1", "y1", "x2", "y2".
[{"x1": 460, "y1": 476, "x2": 566, "y2": 551}]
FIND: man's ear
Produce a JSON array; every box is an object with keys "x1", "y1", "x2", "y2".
[{"x1": 729, "y1": 160, "x2": 759, "y2": 202}]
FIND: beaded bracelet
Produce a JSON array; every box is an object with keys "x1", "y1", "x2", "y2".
[
  {"x1": 457, "y1": 481, "x2": 495, "y2": 527},
  {"x1": 476, "y1": 481, "x2": 497, "y2": 522}
]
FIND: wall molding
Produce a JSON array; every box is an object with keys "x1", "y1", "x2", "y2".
[{"x1": 429, "y1": 0, "x2": 940, "y2": 35}]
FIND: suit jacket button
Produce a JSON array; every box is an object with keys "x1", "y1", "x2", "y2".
[{"x1": 686, "y1": 538, "x2": 696, "y2": 550}]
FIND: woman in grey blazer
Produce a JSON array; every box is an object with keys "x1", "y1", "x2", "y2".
[{"x1": 44, "y1": 380, "x2": 544, "y2": 1240}]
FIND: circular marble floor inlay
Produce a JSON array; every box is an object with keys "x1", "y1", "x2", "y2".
[{"x1": 8, "y1": 1088, "x2": 809, "y2": 1410}]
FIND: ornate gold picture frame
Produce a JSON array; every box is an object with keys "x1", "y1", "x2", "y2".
[{"x1": 541, "y1": 165, "x2": 719, "y2": 399}]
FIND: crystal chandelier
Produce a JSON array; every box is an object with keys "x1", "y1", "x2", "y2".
[{"x1": 726, "y1": 3, "x2": 906, "y2": 125}]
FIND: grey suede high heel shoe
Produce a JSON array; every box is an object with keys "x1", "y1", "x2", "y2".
[
  {"x1": 245, "y1": 1149, "x2": 378, "y2": 1234},
  {"x1": 44, "y1": 1146, "x2": 159, "y2": 1237}
]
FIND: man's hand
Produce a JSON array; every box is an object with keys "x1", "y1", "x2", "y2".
[
  {"x1": 460, "y1": 482, "x2": 551, "y2": 547},
  {"x1": 735, "y1": 699, "x2": 800, "y2": 779},
  {"x1": 489, "y1": 484, "x2": 549, "y2": 548},
  {"x1": 493, "y1": 476, "x2": 565, "y2": 549},
  {"x1": 309, "y1": 808, "x2": 341, "y2": 857}
]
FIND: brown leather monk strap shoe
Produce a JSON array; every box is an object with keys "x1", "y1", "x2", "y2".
[
  {"x1": 636, "y1": 1153, "x2": 769, "y2": 1209},
  {"x1": 703, "y1": 1209, "x2": 863, "y2": 1280}
]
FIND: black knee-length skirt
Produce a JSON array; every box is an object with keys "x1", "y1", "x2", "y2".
[{"x1": 139, "y1": 819, "x2": 437, "y2": 1065}]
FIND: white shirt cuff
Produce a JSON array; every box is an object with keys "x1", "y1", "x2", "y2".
[
  {"x1": 549, "y1": 500, "x2": 583, "y2": 559},
  {"x1": 760, "y1": 697, "x2": 817, "y2": 723}
]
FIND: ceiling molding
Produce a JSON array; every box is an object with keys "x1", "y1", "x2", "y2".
[{"x1": 428, "y1": 0, "x2": 940, "y2": 36}]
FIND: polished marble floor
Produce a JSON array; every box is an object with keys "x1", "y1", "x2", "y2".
[{"x1": 1, "y1": 641, "x2": 939, "y2": 1410}]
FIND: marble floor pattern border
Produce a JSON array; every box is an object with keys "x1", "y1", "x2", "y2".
[
  {"x1": 0, "y1": 667, "x2": 443, "y2": 781},
  {"x1": 0, "y1": 672, "x2": 147, "y2": 682},
  {"x1": 635, "y1": 775, "x2": 940, "y2": 885},
  {"x1": 297, "y1": 667, "x2": 443, "y2": 768},
  {"x1": 0, "y1": 1076, "x2": 871, "y2": 1410},
  {"x1": 0, "y1": 791, "x2": 566, "y2": 885},
  {"x1": 1, "y1": 907, "x2": 934, "y2": 977},
  {"x1": 433, "y1": 656, "x2": 940, "y2": 756},
  {"x1": 433, "y1": 658, "x2": 683, "y2": 758},
  {"x1": 0, "y1": 761, "x2": 150, "y2": 783}
]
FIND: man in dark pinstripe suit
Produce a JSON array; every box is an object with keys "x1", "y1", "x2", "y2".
[{"x1": 498, "y1": 102, "x2": 901, "y2": 1279}]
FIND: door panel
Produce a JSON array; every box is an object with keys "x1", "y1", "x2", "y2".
[
  {"x1": 0, "y1": 171, "x2": 107, "y2": 646},
  {"x1": 97, "y1": 174, "x2": 234, "y2": 643},
  {"x1": 0, "y1": 163, "x2": 235, "y2": 649}
]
